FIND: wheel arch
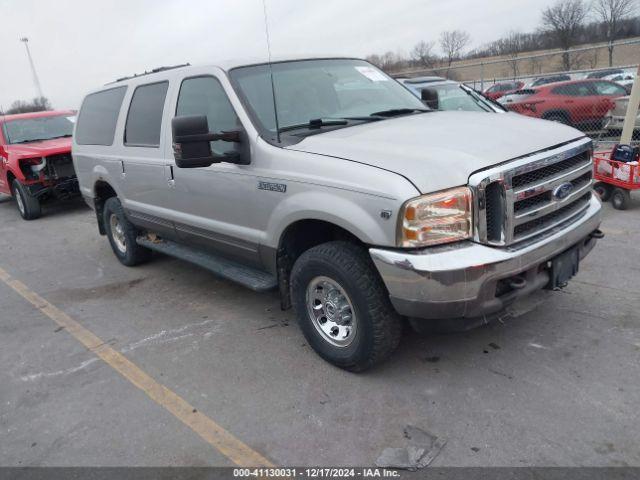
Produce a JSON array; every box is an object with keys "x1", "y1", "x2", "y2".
[
  {"x1": 93, "y1": 179, "x2": 118, "y2": 235},
  {"x1": 542, "y1": 109, "x2": 572, "y2": 124},
  {"x1": 274, "y1": 218, "x2": 370, "y2": 311}
]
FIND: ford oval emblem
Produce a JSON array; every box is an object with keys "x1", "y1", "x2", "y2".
[{"x1": 553, "y1": 182, "x2": 574, "y2": 200}]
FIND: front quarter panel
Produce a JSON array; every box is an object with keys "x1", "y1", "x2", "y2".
[{"x1": 255, "y1": 138, "x2": 420, "y2": 250}]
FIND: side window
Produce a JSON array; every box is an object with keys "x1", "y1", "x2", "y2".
[
  {"x1": 176, "y1": 76, "x2": 240, "y2": 156},
  {"x1": 552, "y1": 85, "x2": 570, "y2": 95},
  {"x1": 76, "y1": 87, "x2": 127, "y2": 146},
  {"x1": 593, "y1": 82, "x2": 626, "y2": 96},
  {"x1": 124, "y1": 82, "x2": 169, "y2": 147}
]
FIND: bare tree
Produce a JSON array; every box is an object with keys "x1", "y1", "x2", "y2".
[
  {"x1": 410, "y1": 40, "x2": 437, "y2": 68},
  {"x1": 6, "y1": 97, "x2": 52, "y2": 114},
  {"x1": 500, "y1": 31, "x2": 526, "y2": 78},
  {"x1": 541, "y1": 0, "x2": 589, "y2": 70},
  {"x1": 439, "y1": 30, "x2": 471, "y2": 74},
  {"x1": 593, "y1": 0, "x2": 637, "y2": 65}
]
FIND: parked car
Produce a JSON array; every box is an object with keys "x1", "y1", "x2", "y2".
[
  {"x1": 601, "y1": 72, "x2": 636, "y2": 94},
  {"x1": 499, "y1": 79, "x2": 628, "y2": 130},
  {"x1": 529, "y1": 74, "x2": 572, "y2": 87},
  {"x1": 0, "y1": 110, "x2": 79, "y2": 220},
  {"x1": 586, "y1": 68, "x2": 625, "y2": 79},
  {"x1": 399, "y1": 78, "x2": 506, "y2": 113},
  {"x1": 73, "y1": 57, "x2": 602, "y2": 371},
  {"x1": 484, "y1": 80, "x2": 524, "y2": 100},
  {"x1": 604, "y1": 96, "x2": 640, "y2": 136}
]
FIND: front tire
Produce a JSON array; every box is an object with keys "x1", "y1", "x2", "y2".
[
  {"x1": 290, "y1": 241, "x2": 402, "y2": 372},
  {"x1": 103, "y1": 197, "x2": 152, "y2": 266},
  {"x1": 12, "y1": 180, "x2": 41, "y2": 220},
  {"x1": 544, "y1": 113, "x2": 571, "y2": 126}
]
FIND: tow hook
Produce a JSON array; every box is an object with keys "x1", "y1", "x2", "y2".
[
  {"x1": 508, "y1": 276, "x2": 527, "y2": 290},
  {"x1": 590, "y1": 229, "x2": 605, "y2": 239}
]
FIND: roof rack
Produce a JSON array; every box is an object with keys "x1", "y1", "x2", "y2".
[{"x1": 108, "y1": 63, "x2": 191, "y2": 84}]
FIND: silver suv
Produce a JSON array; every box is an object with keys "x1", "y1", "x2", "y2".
[{"x1": 73, "y1": 58, "x2": 602, "y2": 371}]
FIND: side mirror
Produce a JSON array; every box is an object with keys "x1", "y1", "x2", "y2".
[
  {"x1": 421, "y1": 88, "x2": 439, "y2": 110},
  {"x1": 171, "y1": 115, "x2": 244, "y2": 168}
]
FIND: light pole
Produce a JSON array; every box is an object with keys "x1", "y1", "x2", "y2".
[{"x1": 19, "y1": 37, "x2": 44, "y2": 99}]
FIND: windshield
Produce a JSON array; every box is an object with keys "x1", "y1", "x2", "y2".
[
  {"x1": 230, "y1": 59, "x2": 426, "y2": 139},
  {"x1": 433, "y1": 84, "x2": 493, "y2": 112},
  {"x1": 3, "y1": 115, "x2": 76, "y2": 144}
]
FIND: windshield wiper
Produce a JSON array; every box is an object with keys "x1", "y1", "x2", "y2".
[
  {"x1": 278, "y1": 118, "x2": 349, "y2": 133},
  {"x1": 11, "y1": 134, "x2": 72, "y2": 144},
  {"x1": 369, "y1": 108, "x2": 429, "y2": 117}
]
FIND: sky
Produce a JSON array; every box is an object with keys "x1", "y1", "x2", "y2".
[{"x1": 0, "y1": 0, "x2": 560, "y2": 110}]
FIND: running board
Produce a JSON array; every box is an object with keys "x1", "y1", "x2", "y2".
[{"x1": 136, "y1": 236, "x2": 277, "y2": 292}]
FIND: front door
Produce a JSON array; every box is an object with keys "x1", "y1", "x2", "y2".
[{"x1": 167, "y1": 75, "x2": 263, "y2": 267}]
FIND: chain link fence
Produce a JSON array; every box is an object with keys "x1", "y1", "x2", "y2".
[{"x1": 395, "y1": 39, "x2": 640, "y2": 149}]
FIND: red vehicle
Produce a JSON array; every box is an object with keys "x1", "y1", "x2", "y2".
[
  {"x1": 499, "y1": 79, "x2": 628, "y2": 131},
  {"x1": 483, "y1": 80, "x2": 524, "y2": 100},
  {"x1": 0, "y1": 110, "x2": 78, "y2": 220},
  {"x1": 593, "y1": 146, "x2": 640, "y2": 210}
]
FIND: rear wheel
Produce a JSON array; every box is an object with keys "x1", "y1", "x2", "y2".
[
  {"x1": 103, "y1": 197, "x2": 152, "y2": 266},
  {"x1": 611, "y1": 188, "x2": 631, "y2": 210},
  {"x1": 290, "y1": 241, "x2": 402, "y2": 372},
  {"x1": 594, "y1": 182, "x2": 612, "y2": 202},
  {"x1": 12, "y1": 180, "x2": 41, "y2": 220}
]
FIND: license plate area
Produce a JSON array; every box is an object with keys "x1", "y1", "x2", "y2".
[{"x1": 547, "y1": 246, "x2": 580, "y2": 290}]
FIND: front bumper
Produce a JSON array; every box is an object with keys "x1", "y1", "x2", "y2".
[{"x1": 370, "y1": 195, "x2": 602, "y2": 322}]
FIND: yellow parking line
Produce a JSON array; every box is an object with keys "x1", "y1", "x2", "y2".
[{"x1": 0, "y1": 266, "x2": 274, "y2": 467}]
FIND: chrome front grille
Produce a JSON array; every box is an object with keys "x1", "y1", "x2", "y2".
[{"x1": 470, "y1": 139, "x2": 594, "y2": 247}]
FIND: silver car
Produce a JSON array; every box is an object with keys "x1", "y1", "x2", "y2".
[{"x1": 73, "y1": 57, "x2": 602, "y2": 371}]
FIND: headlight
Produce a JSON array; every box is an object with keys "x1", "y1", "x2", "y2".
[{"x1": 398, "y1": 186, "x2": 473, "y2": 247}]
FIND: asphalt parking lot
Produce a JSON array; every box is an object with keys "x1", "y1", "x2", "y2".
[{"x1": 1, "y1": 193, "x2": 639, "y2": 468}]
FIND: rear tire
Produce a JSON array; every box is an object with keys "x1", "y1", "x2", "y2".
[
  {"x1": 103, "y1": 197, "x2": 152, "y2": 266},
  {"x1": 12, "y1": 180, "x2": 41, "y2": 220},
  {"x1": 594, "y1": 182, "x2": 612, "y2": 202},
  {"x1": 611, "y1": 188, "x2": 631, "y2": 210},
  {"x1": 290, "y1": 241, "x2": 402, "y2": 372}
]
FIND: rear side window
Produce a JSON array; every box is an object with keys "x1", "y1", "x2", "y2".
[
  {"x1": 125, "y1": 82, "x2": 169, "y2": 147},
  {"x1": 593, "y1": 82, "x2": 627, "y2": 96},
  {"x1": 76, "y1": 87, "x2": 127, "y2": 146}
]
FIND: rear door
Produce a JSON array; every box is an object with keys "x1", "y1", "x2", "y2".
[
  {"x1": 118, "y1": 80, "x2": 177, "y2": 238},
  {"x1": 551, "y1": 83, "x2": 596, "y2": 126}
]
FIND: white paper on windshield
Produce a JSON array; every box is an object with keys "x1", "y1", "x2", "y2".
[{"x1": 355, "y1": 66, "x2": 388, "y2": 82}]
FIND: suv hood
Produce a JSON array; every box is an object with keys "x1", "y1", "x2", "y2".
[
  {"x1": 286, "y1": 111, "x2": 584, "y2": 193},
  {"x1": 5, "y1": 137, "x2": 72, "y2": 158}
]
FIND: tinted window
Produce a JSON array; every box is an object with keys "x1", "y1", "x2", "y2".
[
  {"x1": 552, "y1": 83, "x2": 593, "y2": 96},
  {"x1": 125, "y1": 82, "x2": 169, "y2": 147},
  {"x1": 176, "y1": 76, "x2": 241, "y2": 156},
  {"x1": 76, "y1": 87, "x2": 126, "y2": 145},
  {"x1": 593, "y1": 82, "x2": 627, "y2": 96}
]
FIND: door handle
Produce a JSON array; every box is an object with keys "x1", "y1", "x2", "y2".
[{"x1": 167, "y1": 165, "x2": 175, "y2": 188}]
